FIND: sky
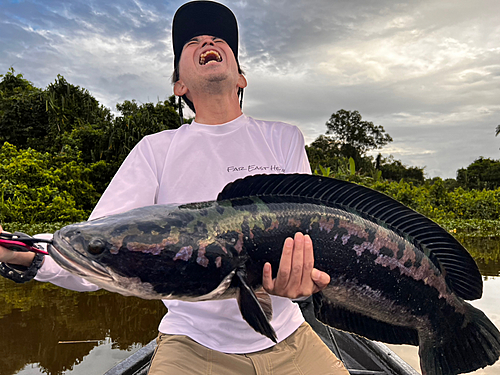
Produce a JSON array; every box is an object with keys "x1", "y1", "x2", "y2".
[{"x1": 1, "y1": 0, "x2": 499, "y2": 179}]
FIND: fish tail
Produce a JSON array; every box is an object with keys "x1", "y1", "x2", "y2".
[{"x1": 419, "y1": 303, "x2": 500, "y2": 375}]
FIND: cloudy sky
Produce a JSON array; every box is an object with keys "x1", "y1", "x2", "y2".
[{"x1": 1, "y1": 0, "x2": 499, "y2": 179}]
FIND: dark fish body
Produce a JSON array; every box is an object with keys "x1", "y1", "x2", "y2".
[{"x1": 49, "y1": 174, "x2": 500, "y2": 375}]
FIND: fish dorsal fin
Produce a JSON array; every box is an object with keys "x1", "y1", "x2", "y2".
[{"x1": 218, "y1": 174, "x2": 482, "y2": 300}]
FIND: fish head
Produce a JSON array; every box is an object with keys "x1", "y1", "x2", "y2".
[
  {"x1": 51, "y1": 221, "x2": 109, "y2": 274},
  {"x1": 49, "y1": 215, "x2": 169, "y2": 299},
  {"x1": 48, "y1": 204, "x2": 241, "y2": 300}
]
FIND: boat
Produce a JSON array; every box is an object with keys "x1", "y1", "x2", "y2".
[{"x1": 104, "y1": 300, "x2": 420, "y2": 375}]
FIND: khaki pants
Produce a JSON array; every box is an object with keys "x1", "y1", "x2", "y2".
[{"x1": 147, "y1": 322, "x2": 349, "y2": 375}]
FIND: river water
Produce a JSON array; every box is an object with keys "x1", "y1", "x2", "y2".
[{"x1": 0, "y1": 238, "x2": 498, "y2": 375}]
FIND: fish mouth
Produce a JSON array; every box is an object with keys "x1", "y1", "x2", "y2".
[{"x1": 49, "y1": 231, "x2": 113, "y2": 283}]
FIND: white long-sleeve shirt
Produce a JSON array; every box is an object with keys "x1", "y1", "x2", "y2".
[{"x1": 36, "y1": 114, "x2": 312, "y2": 353}]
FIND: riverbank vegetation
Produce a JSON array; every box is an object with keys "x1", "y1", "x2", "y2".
[{"x1": 1, "y1": 69, "x2": 500, "y2": 238}]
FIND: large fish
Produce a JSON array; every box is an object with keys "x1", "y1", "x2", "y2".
[{"x1": 49, "y1": 174, "x2": 500, "y2": 375}]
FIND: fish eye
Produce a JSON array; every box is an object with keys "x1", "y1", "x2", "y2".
[{"x1": 88, "y1": 239, "x2": 106, "y2": 255}]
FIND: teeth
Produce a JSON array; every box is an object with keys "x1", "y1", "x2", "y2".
[{"x1": 199, "y1": 50, "x2": 222, "y2": 65}]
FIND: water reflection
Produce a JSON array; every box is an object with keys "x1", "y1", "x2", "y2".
[
  {"x1": 0, "y1": 279, "x2": 164, "y2": 375},
  {"x1": 459, "y1": 236, "x2": 500, "y2": 277},
  {"x1": 0, "y1": 237, "x2": 499, "y2": 375}
]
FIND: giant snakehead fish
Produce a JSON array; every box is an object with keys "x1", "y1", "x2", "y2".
[{"x1": 48, "y1": 173, "x2": 500, "y2": 375}]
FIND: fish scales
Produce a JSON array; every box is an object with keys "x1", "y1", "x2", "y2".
[
  {"x1": 49, "y1": 173, "x2": 500, "y2": 375},
  {"x1": 56, "y1": 201, "x2": 468, "y2": 332},
  {"x1": 245, "y1": 203, "x2": 459, "y2": 322}
]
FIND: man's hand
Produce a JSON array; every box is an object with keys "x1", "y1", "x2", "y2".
[
  {"x1": 262, "y1": 232, "x2": 330, "y2": 299},
  {"x1": 0, "y1": 225, "x2": 35, "y2": 266}
]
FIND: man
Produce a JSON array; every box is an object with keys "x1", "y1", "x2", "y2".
[{"x1": 0, "y1": 1, "x2": 348, "y2": 374}]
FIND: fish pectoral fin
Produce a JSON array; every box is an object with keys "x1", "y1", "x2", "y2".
[
  {"x1": 254, "y1": 287, "x2": 273, "y2": 322},
  {"x1": 236, "y1": 269, "x2": 277, "y2": 343}
]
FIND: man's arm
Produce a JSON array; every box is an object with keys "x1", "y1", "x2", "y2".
[{"x1": 0, "y1": 227, "x2": 35, "y2": 267}]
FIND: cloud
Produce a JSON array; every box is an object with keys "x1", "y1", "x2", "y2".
[
  {"x1": 235, "y1": 0, "x2": 500, "y2": 178},
  {"x1": 1, "y1": 0, "x2": 174, "y2": 108},
  {"x1": 1, "y1": 0, "x2": 499, "y2": 179}
]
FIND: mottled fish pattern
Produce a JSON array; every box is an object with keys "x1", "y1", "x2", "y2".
[{"x1": 49, "y1": 174, "x2": 500, "y2": 375}]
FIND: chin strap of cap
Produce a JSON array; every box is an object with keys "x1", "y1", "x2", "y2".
[
  {"x1": 178, "y1": 96, "x2": 184, "y2": 125},
  {"x1": 239, "y1": 88, "x2": 244, "y2": 109}
]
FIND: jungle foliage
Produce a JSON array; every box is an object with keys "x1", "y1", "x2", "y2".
[
  {"x1": 306, "y1": 109, "x2": 424, "y2": 183},
  {"x1": 456, "y1": 157, "x2": 500, "y2": 191},
  {"x1": 312, "y1": 157, "x2": 500, "y2": 224},
  {"x1": 1, "y1": 69, "x2": 500, "y2": 229},
  {"x1": 0, "y1": 69, "x2": 181, "y2": 222}
]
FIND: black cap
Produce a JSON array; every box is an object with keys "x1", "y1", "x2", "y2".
[{"x1": 172, "y1": 1, "x2": 239, "y2": 68}]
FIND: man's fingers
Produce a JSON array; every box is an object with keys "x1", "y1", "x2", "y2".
[
  {"x1": 287, "y1": 232, "x2": 305, "y2": 291},
  {"x1": 262, "y1": 262, "x2": 274, "y2": 291},
  {"x1": 263, "y1": 233, "x2": 331, "y2": 298},
  {"x1": 311, "y1": 268, "x2": 331, "y2": 293},
  {"x1": 301, "y1": 234, "x2": 314, "y2": 286},
  {"x1": 274, "y1": 237, "x2": 293, "y2": 291}
]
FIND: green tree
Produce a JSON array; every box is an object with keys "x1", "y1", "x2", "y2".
[
  {"x1": 44, "y1": 75, "x2": 113, "y2": 155},
  {"x1": 426, "y1": 177, "x2": 450, "y2": 207},
  {"x1": 325, "y1": 109, "x2": 393, "y2": 157},
  {"x1": 0, "y1": 143, "x2": 99, "y2": 223},
  {"x1": 457, "y1": 157, "x2": 500, "y2": 190},
  {"x1": 1, "y1": 70, "x2": 183, "y2": 196},
  {"x1": 377, "y1": 154, "x2": 424, "y2": 184},
  {"x1": 306, "y1": 135, "x2": 346, "y2": 172},
  {"x1": 308, "y1": 110, "x2": 393, "y2": 175},
  {"x1": 103, "y1": 98, "x2": 180, "y2": 165},
  {"x1": 0, "y1": 68, "x2": 48, "y2": 149},
  {"x1": 80, "y1": 97, "x2": 182, "y2": 192},
  {"x1": 0, "y1": 70, "x2": 114, "y2": 158},
  {"x1": 0, "y1": 70, "x2": 187, "y2": 219}
]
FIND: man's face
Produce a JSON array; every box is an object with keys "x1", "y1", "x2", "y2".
[{"x1": 176, "y1": 35, "x2": 244, "y2": 99}]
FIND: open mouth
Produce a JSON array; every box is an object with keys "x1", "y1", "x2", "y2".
[{"x1": 199, "y1": 50, "x2": 222, "y2": 65}]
